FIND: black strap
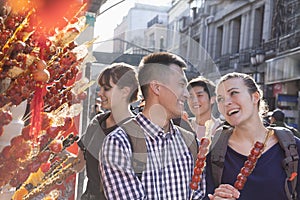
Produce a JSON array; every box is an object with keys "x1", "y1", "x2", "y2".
[
  {"x1": 176, "y1": 125, "x2": 198, "y2": 163},
  {"x1": 121, "y1": 120, "x2": 199, "y2": 179},
  {"x1": 121, "y1": 119, "x2": 147, "y2": 178},
  {"x1": 271, "y1": 127, "x2": 299, "y2": 200},
  {"x1": 210, "y1": 126, "x2": 298, "y2": 199},
  {"x1": 210, "y1": 127, "x2": 233, "y2": 186}
]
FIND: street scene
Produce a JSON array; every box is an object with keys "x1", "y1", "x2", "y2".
[{"x1": 0, "y1": 0, "x2": 299, "y2": 199}]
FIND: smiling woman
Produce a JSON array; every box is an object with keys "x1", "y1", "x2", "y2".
[
  {"x1": 203, "y1": 72, "x2": 300, "y2": 200},
  {"x1": 76, "y1": 62, "x2": 139, "y2": 200}
]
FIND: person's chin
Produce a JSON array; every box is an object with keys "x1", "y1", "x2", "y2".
[
  {"x1": 173, "y1": 109, "x2": 183, "y2": 119},
  {"x1": 101, "y1": 105, "x2": 110, "y2": 111}
]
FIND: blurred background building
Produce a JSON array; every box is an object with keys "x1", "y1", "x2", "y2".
[
  {"x1": 90, "y1": 0, "x2": 299, "y2": 130},
  {"x1": 178, "y1": 0, "x2": 300, "y2": 129}
]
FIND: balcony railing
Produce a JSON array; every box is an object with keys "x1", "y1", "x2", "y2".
[
  {"x1": 215, "y1": 27, "x2": 300, "y2": 72},
  {"x1": 264, "y1": 29, "x2": 300, "y2": 54},
  {"x1": 278, "y1": 29, "x2": 300, "y2": 52},
  {"x1": 263, "y1": 38, "x2": 277, "y2": 53},
  {"x1": 214, "y1": 49, "x2": 252, "y2": 71}
]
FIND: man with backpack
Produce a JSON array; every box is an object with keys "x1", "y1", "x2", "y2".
[
  {"x1": 99, "y1": 52, "x2": 205, "y2": 199},
  {"x1": 270, "y1": 109, "x2": 300, "y2": 138}
]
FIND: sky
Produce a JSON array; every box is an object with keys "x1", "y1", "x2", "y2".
[{"x1": 94, "y1": 0, "x2": 172, "y2": 42}]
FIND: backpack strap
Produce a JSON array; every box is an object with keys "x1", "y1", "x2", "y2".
[
  {"x1": 271, "y1": 127, "x2": 299, "y2": 200},
  {"x1": 176, "y1": 125, "x2": 198, "y2": 163},
  {"x1": 121, "y1": 119, "x2": 147, "y2": 179},
  {"x1": 121, "y1": 120, "x2": 199, "y2": 178},
  {"x1": 210, "y1": 126, "x2": 233, "y2": 186},
  {"x1": 96, "y1": 112, "x2": 112, "y2": 134},
  {"x1": 210, "y1": 126, "x2": 299, "y2": 199}
]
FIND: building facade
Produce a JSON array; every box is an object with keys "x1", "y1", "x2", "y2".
[
  {"x1": 180, "y1": 0, "x2": 300, "y2": 129},
  {"x1": 113, "y1": 3, "x2": 170, "y2": 53},
  {"x1": 95, "y1": 0, "x2": 300, "y2": 129}
]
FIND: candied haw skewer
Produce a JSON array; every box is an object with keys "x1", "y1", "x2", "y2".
[
  {"x1": 234, "y1": 130, "x2": 273, "y2": 190},
  {"x1": 189, "y1": 120, "x2": 214, "y2": 200},
  {"x1": 189, "y1": 137, "x2": 211, "y2": 199},
  {"x1": 234, "y1": 141, "x2": 264, "y2": 190}
]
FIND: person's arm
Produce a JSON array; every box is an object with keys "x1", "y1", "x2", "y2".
[
  {"x1": 71, "y1": 148, "x2": 86, "y2": 172},
  {"x1": 69, "y1": 114, "x2": 103, "y2": 172},
  {"x1": 99, "y1": 129, "x2": 146, "y2": 200},
  {"x1": 292, "y1": 128, "x2": 300, "y2": 139},
  {"x1": 58, "y1": 146, "x2": 86, "y2": 173}
]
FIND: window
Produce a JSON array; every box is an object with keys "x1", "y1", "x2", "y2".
[
  {"x1": 215, "y1": 25, "x2": 223, "y2": 58},
  {"x1": 231, "y1": 16, "x2": 241, "y2": 54}
]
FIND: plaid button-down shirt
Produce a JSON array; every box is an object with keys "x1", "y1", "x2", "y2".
[{"x1": 99, "y1": 113, "x2": 205, "y2": 200}]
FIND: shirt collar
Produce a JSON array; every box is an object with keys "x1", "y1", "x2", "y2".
[{"x1": 135, "y1": 113, "x2": 176, "y2": 140}]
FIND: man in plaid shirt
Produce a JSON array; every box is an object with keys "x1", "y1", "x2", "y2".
[{"x1": 99, "y1": 52, "x2": 205, "y2": 199}]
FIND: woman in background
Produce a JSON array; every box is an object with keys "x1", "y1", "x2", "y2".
[{"x1": 77, "y1": 63, "x2": 139, "y2": 200}]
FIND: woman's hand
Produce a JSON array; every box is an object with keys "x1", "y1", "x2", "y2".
[{"x1": 208, "y1": 184, "x2": 240, "y2": 200}]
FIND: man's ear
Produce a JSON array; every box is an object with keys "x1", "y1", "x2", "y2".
[
  {"x1": 149, "y1": 80, "x2": 160, "y2": 96},
  {"x1": 210, "y1": 96, "x2": 216, "y2": 105},
  {"x1": 252, "y1": 91, "x2": 260, "y2": 104},
  {"x1": 121, "y1": 86, "x2": 131, "y2": 99}
]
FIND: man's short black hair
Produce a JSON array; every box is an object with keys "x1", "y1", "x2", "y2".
[
  {"x1": 138, "y1": 52, "x2": 187, "y2": 99},
  {"x1": 272, "y1": 109, "x2": 285, "y2": 122},
  {"x1": 187, "y1": 76, "x2": 216, "y2": 99}
]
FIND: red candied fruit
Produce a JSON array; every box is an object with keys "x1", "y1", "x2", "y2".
[
  {"x1": 193, "y1": 167, "x2": 202, "y2": 175},
  {"x1": 200, "y1": 137, "x2": 210, "y2": 147},
  {"x1": 234, "y1": 180, "x2": 244, "y2": 190},
  {"x1": 254, "y1": 141, "x2": 264, "y2": 149},
  {"x1": 250, "y1": 148, "x2": 261, "y2": 156},
  {"x1": 248, "y1": 154, "x2": 258, "y2": 163},
  {"x1": 192, "y1": 174, "x2": 201, "y2": 183},
  {"x1": 195, "y1": 159, "x2": 206, "y2": 168},
  {"x1": 189, "y1": 181, "x2": 198, "y2": 190},
  {"x1": 240, "y1": 167, "x2": 251, "y2": 177},
  {"x1": 244, "y1": 160, "x2": 255, "y2": 170},
  {"x1": 236, "y1": 173, "x2": 247, "y2": 184}
]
